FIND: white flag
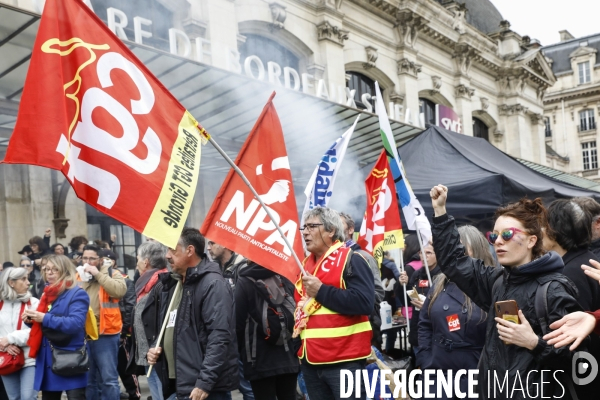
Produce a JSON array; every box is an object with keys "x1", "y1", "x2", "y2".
[
  {"x1": 374, "y1": 81, "x2": 431, "y2": 246},
  {"x1": 302, "y1": 116, "x2": 360, "y2": 221}
]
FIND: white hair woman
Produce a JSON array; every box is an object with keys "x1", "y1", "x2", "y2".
[{"x1": 0, "y1": 266, "x2": 40, "y2": 400}]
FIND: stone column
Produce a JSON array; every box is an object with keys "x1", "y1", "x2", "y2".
[
  {"x1": 204, "y1": 0, "x2": 239, "y2": 69},
  {"x1": 316, "y1": 20, "x2": 349, "y2": 94},
  {"x1": 529, "y1": 112, "x2": 546, "y2": 164},
  {"x1": 499, "y1": 104, "x2": 532, "y2": 160},
  {"x1": 455, "y1": 84, "x2": 474, "y2": 136},
  {"x1": 395, "y1": 9, "x2": 426, "y2": 126}
]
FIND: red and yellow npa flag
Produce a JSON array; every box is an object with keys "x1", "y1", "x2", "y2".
[
  {"x1": 357, "y1": 149, "x2": 404, "y2": 264},
  {"x1": 2, "y1": 0, "x2": 205, "y2": 248}
]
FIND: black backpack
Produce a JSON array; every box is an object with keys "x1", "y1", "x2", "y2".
[{"x1": 244, "y1": 274, "x2": 296, "y2": 365}]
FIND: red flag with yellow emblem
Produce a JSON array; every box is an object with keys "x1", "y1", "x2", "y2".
[
  {"x1": 2, "y1": 0, "x2": 204, "y2": 248},
  {"x1": 357, "y1": 149, "x2": 404, "y2": 264}
]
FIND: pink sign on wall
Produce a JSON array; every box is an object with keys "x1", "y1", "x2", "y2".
[{"x1": 436, "y1": 104, "x2": 462, "y2": 133}]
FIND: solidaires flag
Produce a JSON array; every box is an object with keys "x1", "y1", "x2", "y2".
[
  {"x1": 374, "y1": 81, "x2": 431, "y2": 245},
  {"x1": 2, "y1": 0, "x2": 205, "y2": 248},
  {"x1": 357, "y1": 150, "x2": 404, "y2": 264}
]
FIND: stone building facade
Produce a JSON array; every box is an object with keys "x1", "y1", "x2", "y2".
[
  {"x1": 0, "y1": 0, "x2": 555, "y2": 262},
  {"x1": 543, "y1": 31, "x2": 600, "y2": 180}
]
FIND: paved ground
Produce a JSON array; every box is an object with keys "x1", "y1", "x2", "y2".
[{"x1": 133, "y1": 376, "x2": 244, "y2": 400}]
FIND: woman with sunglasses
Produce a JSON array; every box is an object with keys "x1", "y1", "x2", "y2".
[{"x1": 429, "y1": 185, "x2": 581, "y2": 400}]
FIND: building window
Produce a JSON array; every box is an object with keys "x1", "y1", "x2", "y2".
[
  {"x1": 346, "y1": 72, "x2": 376, "y2": 110},
  {"x1": 91, "y1": 0, "x2": 174, "y2": 52},
  {"x1": 578, "y1": 61, "x2": 591, "y2": 84},
  {"x1": 239, "y1": 34, "x2": 300, "y2": 75},
  {"x1": 473, "y1": 117, "x2": 489, "y2": 141},
  {"x1": 544, "y1": 117, "x2": 552, "y2": 137},
  {"x1": 419, "y1": 98, "x2": 436, "y2": 127},
  {"x1": 579, "y1": 109, "x2": 596, "y2": 132},
  {"x1": 582, "y1": 141, "x2": 598, "y2": 170}
]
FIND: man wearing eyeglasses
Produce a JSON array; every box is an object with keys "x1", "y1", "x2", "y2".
[
  {"x1": 79, "y1": 244, "x2": 127, "y2": 400},
  {"x1": 296, "y1": 207, "x2": 375, "y2": 400}
]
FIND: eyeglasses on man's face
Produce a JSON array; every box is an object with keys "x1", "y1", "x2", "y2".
[
  {"x1": 82, "y1": 256, "x2": 99, "y2": 262},
  {"x1": 299, "y1": 223, "x2": 324, "y2": 231}
]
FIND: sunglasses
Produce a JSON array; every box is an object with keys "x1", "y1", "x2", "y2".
[{"x1": 486, "y1": 227, "x2": 528, "y2": 244}]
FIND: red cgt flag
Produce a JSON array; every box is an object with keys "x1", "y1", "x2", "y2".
[
  {"x1": 201, "y1": 93, "x2": 304, "y2": 283},
  {"x1": 2, "y1": 0, "x2": 204, "y2": 248},
  {"x1": 357, "y1": 149, "x2": 404, "y2": 264}
]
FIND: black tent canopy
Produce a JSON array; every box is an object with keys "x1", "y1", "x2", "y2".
[{"x1": 397, "y1": 126, "x2": 600, "y2": 230}]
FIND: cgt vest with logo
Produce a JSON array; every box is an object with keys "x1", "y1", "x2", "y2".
[
  {"x1": 295, "y1": 243, "x2": 372, "y2": 365},
  {"x1": 77, "y1": 269, "x2": 122, "y2": 335}
]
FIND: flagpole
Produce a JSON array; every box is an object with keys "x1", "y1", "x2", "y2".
[
  {"x1": 146, "y1": 280, "x2": 182, "y2": 378},
  {"x1": 205, "y1": 135, "x2": 308, "y2": 277},
  {"x1": 415, "y1": 220, "x2": 433, "y2": 286},
  {"x1": 392, "y1": 248, "x2": 410, "y2": 335}
]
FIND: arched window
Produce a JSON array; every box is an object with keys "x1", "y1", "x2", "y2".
[
  {"x1": 346, "y1": 72, "x2": 376, "y2": 110},
  {"x1": 239, "y1": 34, "x2": 300, "y2": 73},
  {"x1": 419, "y1": 98, "x2": 436, "y2": 127},
  {"x1": 473, "y1": 117, "x2": 489, "y2": 141}
]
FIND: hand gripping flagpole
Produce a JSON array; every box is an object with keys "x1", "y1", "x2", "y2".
[
  {"x1": 146, "y1": 280, "x2": 182, "y2": 378},
  {"x1": 391, "y1": 248, "x2": 410, "y2": 335},
  {"x1": 202, "y1": 133, "x2": 308, "y2": 278}
]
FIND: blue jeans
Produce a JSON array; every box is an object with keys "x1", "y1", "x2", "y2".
[
  {"x1": 86, "y1": 334, "x2": 120, "y2": 400},
  {"x1": 301, "y1": 360, "x2": 366, "y2": 400},
  {"x1": 1, "y1": 365, "x2": 37, "y2": 400},
  {"x1": 145, "y1": 366, "x2": 164, "y2": 400},
  {"x1": 238, "y1": 358, "x2": 255, "y2": 400}
]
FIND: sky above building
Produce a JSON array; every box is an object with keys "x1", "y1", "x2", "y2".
[{"x1": 491, "y1": 0, "x2": 598, "y2": 46}]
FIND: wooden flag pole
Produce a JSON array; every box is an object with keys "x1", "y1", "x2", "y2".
[
  {"x1": 415, "y1": 220, "x2": 433, "y2": 286},
  {"x1": 203, "y1": 134, "x2": 308, "y2": 277},
  {"x1": 146, "y1": 280, "x2": 182, "y2": 378}
]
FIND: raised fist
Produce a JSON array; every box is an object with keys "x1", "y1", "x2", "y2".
[
  {"x1": 259, "y1": 180, "x2": 291, "y2": 205},
  {"x1": 430, "y1": 185, "x2": 448, "y2": 216}
]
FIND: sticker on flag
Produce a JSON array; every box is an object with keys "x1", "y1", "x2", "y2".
[
  {"x1": 2, "y1": 0, "x2": 203, "y2": 248},
  {"x1": 418, "y1": 280, "x2": 429, "y2": 288}
]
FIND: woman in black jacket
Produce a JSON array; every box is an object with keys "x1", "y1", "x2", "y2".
[
  {"x1": 429, "y1": 185, "x2": 581, "y2": 400},
  {"x1": 235, "y1": 261, "x2": 299, "y2": 400},
  {"x1": 417, "y1": 225, "x2": 495, "y2": 399}
]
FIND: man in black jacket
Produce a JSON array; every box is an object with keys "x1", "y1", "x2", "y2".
[{"x1": 147, "y1": 228, "x2": 239, "y2": 400}]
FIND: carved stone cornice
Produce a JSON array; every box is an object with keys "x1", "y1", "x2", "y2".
[
  {"x1": 316, "y1": 21, "x2": 349, "y2": 46},
  {"x1": 529, "y1": 112, "x2": 545, "y2": 126},
  {"x1": 480, "y1": 97, "x2": 489, "y2": 111},
  {"x1": 397, "y1": 58, "x2": 422, "y2": 77},
  {"x1": 395, "y1": 9, "x2": 427, "y2": 49},
  {"x1": 455, "y1": 84, "x2": 474, "y2": 100},
  {"x1": 431, "y1": 76, "x2": 442, "y2": 95},
  {"x1": 497, "y1": 71, "x2": 527, "y2": 97},
  {"x1": 269, "y1": 2, "x2": 287, "y2": 30},
  {"x1": 499, "y1": 103, "x2": 528, "y2": 116},
  {"x1": 493, "y1": 129, "x2": 503, "y2": 142},
  {"x1": 389, "y1": 91, "x2": 404, "y2": 104},
  {"x1": 364, "y1": 46, "x2": 378, "y2": 69},
  {"x1": 453, "y1": 42, "x2": 479, "y2": 77},
  {"x1": 307, "y1": 64, "x2": 325, "y2": 80}
]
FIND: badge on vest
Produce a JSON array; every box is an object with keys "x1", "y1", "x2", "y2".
[
  {"x1": 446, "y1": 314, "x2": 461, "y2": 332},
  {"x1": 418, "y1": 280, "x2": 429, "y2": 288}
]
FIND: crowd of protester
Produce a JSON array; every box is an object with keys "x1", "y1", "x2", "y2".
[{"x1": 2, "y1": 191, "x2": 600, "y2": 399}]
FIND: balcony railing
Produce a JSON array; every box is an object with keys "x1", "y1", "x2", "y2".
[{"x1": 578, "y1": 121, "x2": 597, "y2": 132}]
